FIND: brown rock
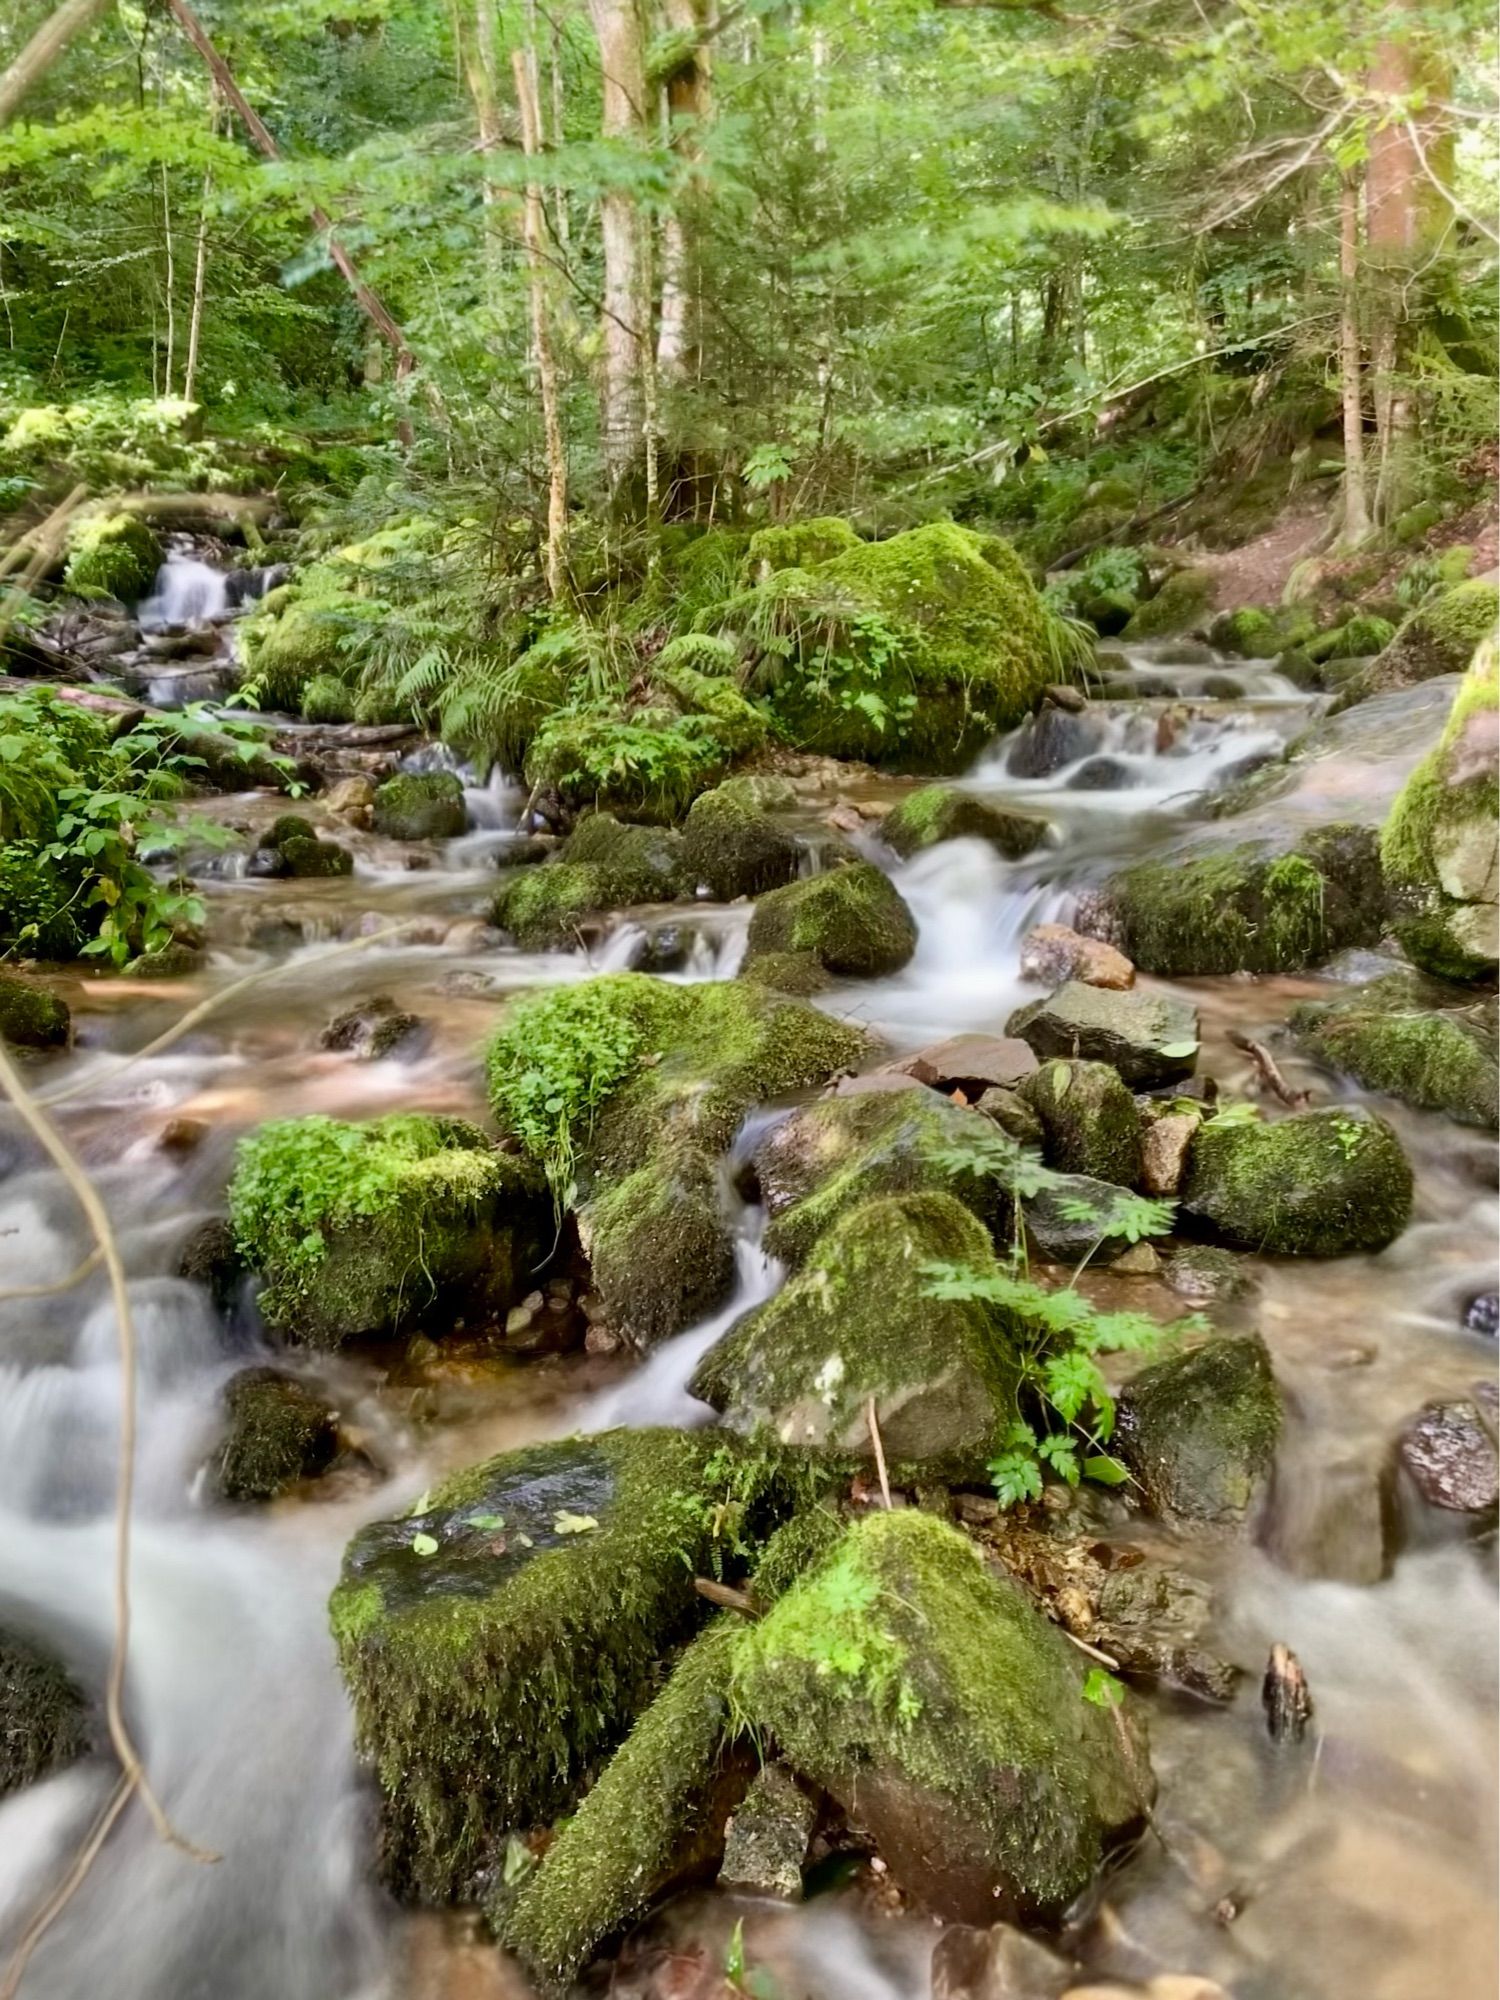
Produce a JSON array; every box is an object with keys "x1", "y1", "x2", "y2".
[
  {"x1": 1140, "y1": 1112, "x2": 1199, "y2": 1195},
  {"x1": 1020, "y1": 923, "x2": 1135, "y2": 991},
  {"x1": 932, "y1": 1922, "x2": 1073, "y2": 2000},
  {"x1": 1111, "y1": 1241, "x2": 1160, "y2": 1275},
  {"x1": 888, "y1": 1033, "x2": 1038, "y2": 1094},
  {"x1": 825, "y1": 803, "x2": 865, "y2": 833},
  {"x1": 326, "y1": 775, "x2": 376, "y2": 819},
  {"x1": 1399, "y1": 1392, "x2": 1499, "y2": 1512},
  {"x1": 160, "y1": 1116, "x2": 208, "y2": 1154}
]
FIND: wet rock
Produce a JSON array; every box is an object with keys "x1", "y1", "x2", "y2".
[
  {"x1": 976, "y1": 1084, "x2": 1045, "y2": 1149},
  {"x1": 1290, "y1": 972, "x2": 1498, "y2": 1130},
  {"x1": 718, "y1": 1762, "x2": 816, "y2": 1900},
  {"x1": 0, "y1": 1628, "x2": 92, "y2": 1798},
  {"x1": 175, "y1": 1216, "x2": 243, "y2": 1317},
  {"x1": 1181, "y1": 1105, "x2": 1414, "y2": 1257},
  {"x1": 1161, "y1": 1244, "x2": 1256, "y2": 1305},
  {"x1": 1119, "y1": 568, "x2": 1215, "y2": 642},
  {"x1": 1464, "y1": 1291, "x2": 1499, "y2": 1338},
  {"x1": 1111, "y1": 1241, "x2": 1160, "y2": 1275},
  {"x1": 443, "y1": 917, "x2": 502, "y2": 953},
  {"x1": 1140, "y1": 1110, "x2": 1200, "y2": 1196},
  {"x1": 1006, "y1": 705, "x2": 1103, "y2": 779},
  {"x1": 691, "y1": 1193, "x2": 1021, "y2": 1480},
  {"x1": 730, "y1": 1509, "x2": 1150, "y2": 1924},
  {"x1": 633, "y1": 923, "x2": 694, "y2": 973},
  {"x1": 1008, "y1": 981, "x2": 1199, "y2": 1089},
  {"x1": 325, "y1": 775, "x2": 376, "y2": 820},
  {"x1": 319, "y1": 994, "x2": 426, "y2": 1061},
  {"x1": 1066, "y1": 755, "x2": 1139, "y2": 792},
  {"x1": 1115, "y1": 1335, "x2": 1281, "y2": 1527},
  {"x1": 212, "y1": 1365, "x2": 339, "y2": 1503},
  {"x1": 737, "y1": 948, "x2": 832, "y2": 996},
  {"x1": 496, "y1": 815, "x2": 691, "y2": 949},
  {"x1": 931, "y1": 1922, "x2": 1073, "y2": 2000},
  {"x1": 0, "y1": 973, "x2": 70, "y2": 1049},
  {"x1": 1092, "y1": 1562, "x2": 1239, "y2": 1703},
  {"x1": 889, "y1": 1033, "x2": 1040, "y2": 1097},
  {"x1": 744, "y1": 861, "x2": 917, "y2": 979},
  {"x1": 881, "y1": 784, "x2": 1050, "y2": 862},
  {"x1": 1017, "y1": 1059, "x2": 1143, "y2": 1186},
  {"x1": 1023, "y1": 1173, "x2": 1142, "y2": 1266},
  {"x1": 1399, "y1": 1394, "x2": 1499, "y2": 1512},
  {"x1": 1262, "y1": 1641, "x2": 1313, "y2": 1745},
  {"x1": 582, "y1": 1141, "x2": 735, "y2": 1350},
  {"x1": 372, "y1": 770, "x2": 467, "y2": 841},
  {"x1": 1100, "y1": 674, "x2": 1178, "y2": 700},
  {"x1": 124, "y1": 941, "x2": 205, "y2": 978},
  {"x1": 331, "y1": 1430, "x2": 785, "y2": 1902},
  {"x1": 681, "y1": 776, "x2": 800, "y2": 900},
  {"x1": 160, "y1": 1115, "x2": 208, "y2": 1154},
  {"x1": 1020, "y1": 923, "x2": 1134, "y2": 991}
]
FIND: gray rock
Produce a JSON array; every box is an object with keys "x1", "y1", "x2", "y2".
[
  {"x1": 1006, "y1": 705, "x2": 1103, "y2": 778},
  {"x1": 1022, "y1": 1173, "x2": 1139, "y2": 1266},
  {"x1": 718, "y1": 1762, "x2": 815, "y2": 1900},
  {"x1": 1115, "y1": 1335, "x2": 1282, "y2": 1526},
  {"x1": 1007, "y1": 980, "x2": 1199, "y2": 1089}
]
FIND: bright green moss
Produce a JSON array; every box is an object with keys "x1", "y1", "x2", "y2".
[
  {"x1": 652, "y1": 666, "x2": 767, "y2": 755},
  {"x1": 523, "y1": 707, "x2": 742, "y2": 822},
  {"x1": 1017, "y1": 1059, "x2": 1142, "y2": 1186},
  {"x1": 744, "y1": 861, "x2": 917, "y2": 977},
  {"x1": 736, "y1": 949, "x2": 831, "y2": 996},
  {"x1": 300, "y1": 673, "x2": 356, "y2": 724},
  {"x1": 1290, "y1": 974, "x2": 1498, "y2": 1130},
  {"x1": 682, "y1": 775, "x2": 799, "y2": 900},
  {"x1": 212, "y1": 1366, "x2": 337, "y2": 1502},
  {"x1": 0, "y1": 973, "x2": 70, "y2": 1049},
  {"x1": 239, "y1": 585, "x2": 360, "y2": 711},
  {"x1": 1116, "y1": 1335, "x2": 1281, "y2": 1524},
  {"x1": 746, "y1": 516, "x2": 862, "y2": 575},
  {"x1": 881, "y1": 783, "x2": 1049, "y2": 861},
  {"x1": 1119, "y1": 567, "x2": 1214, "y2": 641},
  {"x1": 586, "y1": 1141, "x2": 735, "y2": 1347},
  {"x1": 495, "y1": 816, "x2": 690, "y2": 949},
  {"x1": 1182, "y1": 1105, "x2": 1414, "y2": 1256},
  {"x1": 279, "y1": 834, "x2": 353, "y2": 879},
  {"x1": 1308, "y1": 613, "x2": 1396, "y2": 664},
  {"x1": 1210, "y1": 605, "x2": 1316, "y2": 659},
  {"x1": 1378, "y1": 579, "x2": 1500, "y2": 688},
  {"x1": 63, "y1": 511, "x2": 160, "y2": 601},
  {"x1": 372, "y1": 770, "x2": 466, "y2": 840}
]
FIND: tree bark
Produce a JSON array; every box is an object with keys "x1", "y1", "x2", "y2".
[
  {"x1": 1338, "y1": 167, "x2": 1369, "y2": 547},
  {"x1": 586, "y1": 0, "x2": 651, "y2": 512},
  {"x1": 512, "y1": 46, "x2": 569, "y2": 599},
  {"x1": 656, "y1": 0, "x2": 710, "y2": 387},
  {"x1": 182, "y1": 100, "x2": 215, "y2": 406},
  {"x1": 0, "y1": 0, "x2": 113, "y2": 127},
  {"x1": 462, "y1": 0, "x2": 506, "y2": 297}
]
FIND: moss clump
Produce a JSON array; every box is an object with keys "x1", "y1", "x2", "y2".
[
  {"x1": 300, "y1": 673, "x2": 357, "y2": 724},
  {"x1": 0, "y1": 1630, "x2": 92, "y2": 1798},
  {"x1": 881, "y1": 783, "x2": 1049, "y2": 862},
  {"x1": 329, "y1": 1428, "x2": 793, "y2": 1902},
  {"x1": 745, "y1": 861, "x2": 917, "y2": 978},
  {"x1": 585, "y1": 1141, "x2": 736, "y2": 1347},
  {"x1": 1115, "y1": 1334, "x2": 1281, "y2": 1525},
  {"x1": 279, "y1": 834, "x2": 353, "y2": 878},
  {"x1": 1290, "y1": 973, "x2": 1498, "y2": 1130},
  {"x1": 1380, "y1": 644, "x2": 1498, "y2": 981},
  {"x1": 730, "y1": 1509, "x2": 1149, "y2": 1923},
  {"x1": 1367, "y1": 579, "x2": 1499, "y2": 693},
  {"x1": 212, "y1": 1366, "x2": 339, "y2": 1502},
  {"x1": 495, "y1": 815, "x2": 690, "y2": 949},
  {"x1": 691, "y1": 1192, "x2": 1021, "y2": 1480},
  {"x1": 681, "y1": 775, "x2": 799, "y2": 900},
  {"x1": 653, "y1": 666, "x2": 768, "y2": 756},
  {"x1": 372, "y1": 770, "x2": 466, "y2": 841},
  {"x1": 1182, "y1": 1104, "x2": 1413, "y2": 1256},
  {"x1": 523, "y1": 707, "x2": 743, "y2": 823},
  {"x1": 238, "y1": 585, "x2": 359, "y2": 711},
  {"x1": 1209, "y1": 606, "x2": 1315, "y2": 659},
  {"x1": 1119, "y1": 567, "x2": 1214, "y2": 641},
  {"x1": 0, "y1": 973, "x2": 69, "y2": 1049},
  {"x1": 63, "y1": 511, "x2": 160, "y2": 602},
  {"x1": 736, "y1": 949, "x2": 831, "y2": 996},
  {"x1": 746, "y1": 516, "x2": 862, "y2": 575},
  {"x1": 1096, "y1": 823, "x2": 1384, "y2": 976},
  {"x1": 1016, "y1": 1059, "x2": 1142, "y2": 1186},
  {"x1": 228, "y1": 1113, "x2": 545, "y2": 1347},
  {"x1": 1307, "y1": 613, "x2": 1396, "y2": 664}
]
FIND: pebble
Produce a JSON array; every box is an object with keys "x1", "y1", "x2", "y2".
[
  {"x1": 1019, "y1": 922, "x2": 1135, "y2": 991},
  {"x1": 1140, "y1": 1112, "x2": 1198, "y2": 1196},
  {"x1": 159, "y1": 1116, "x2": 208, "y2": 1154}
]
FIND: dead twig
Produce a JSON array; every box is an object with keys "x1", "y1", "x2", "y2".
[
  {"x1": 1228, "y1": 1030, "x2": 1310, "y2": 1109},
  {"x1": 693, "y1": 1578, "x2": 761, "y2": 1617},
  {"x1": 0, "y1": 1773, "x2": 136, "y2": 2000},
  {"x1": 866, "y1": 1395, "x2": 893, "y2": 1511},
  {"x1": 0, "y1": 1243, "x2": 102, "y2": 1301}
]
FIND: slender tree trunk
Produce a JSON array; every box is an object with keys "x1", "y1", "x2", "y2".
[
  {"x1": 587, "y1": 0, "x2": 651, "y2": 512},
  {"x1": 462, "y1": 0, "x2": 505, "y2": 297},
  {"x1": 512, "y1": 46, "x2": 569, "y2": 599},
  {"x1": 160, "y1": 160, "x2": 176, "y2": 398},
  {"x1": 656, "y1": 0, "x2": 710, "y2": 387},
  {"x1": 0, "y1": 0, "x2": 113, "y2": 126},
  {"x1": 1338, "y1": 167, "x2": 1370, "y2": 546},
  {"x1": 550, "y1": 14, "x2": 570, "y2": 247},
  {"x1": 182, "y1": 95, "x2": 215, "y2": 405}
]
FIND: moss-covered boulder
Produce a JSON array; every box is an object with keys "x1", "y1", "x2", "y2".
[
  {"x1": 211, "y1": 1366, "x2": 339, "y2": 1502},
  {"x1": 1115, "y1": 1335, "x2": 1281, "y2": 1526},
  {"x1": 0, "y1": 973, "x2": 69, "y2": 1049},
  {"x1": 330, "y1": 1429, "x2": 790, "y2": 1902},
  {"x1": 0, "y1": 1629, "x2": 92, "y2": 1798},
  {"x1": 486, "y1": 976, "x2": 868, "y2": 1344},
  {"x1": 372, "y1": 770, "x2": 467, "y2": 841},
  {"x1": 1181, "y1": 1105, "x2": 1413, "y2": 1256},
  {"x1": 747, "y1": 516, "x2": 862, "y2": 576},
  {"x1": 1380, "y1": 643, "x2": 1498, "y2": 981},
  {"x1": 736, "y1": 948, "x2": 832, "y2": 996},
  {"x1": 729, "y1": 1509, "x2": 1150, "y2": 1923},
  {"x1": 681, "y1": 776, "x2": 800, "y2": 900},
  {"x1": 880, "y1": 784, "x2": 1049, "y2": 862},
  {"x1": 1290, "y1": 973, "x2": 1498, "y2": 1130},
  {"x1": 237, "y1": 583, "x2": 357, "y2": 712},
  {"x1": 300, "y1": 673, "x2": 357, "y2": 724},
  {"x1": 753, "y1": 1090, "x2": 1015, "y2": 1266},
  {"x1": 1119, "y1": 568, "x2": 1215, "y2": 641},
  {"x1": 692, "y1": 1193, "x2": 1021, "y2": 1478},
  {"x1": 1016, "y1": 1059, "x2": 1143, "y2": 1186},
  {"x1": 1361, "y1": 579, "x2": 1499, "y2": 696},
  {"x1": 228, "y1": 1113, "x2": 547, "y2": 1347},
  {"x1": 1007, "y1": 980, "x2": 1199, "y2": 1089},
  {"x1": 745, "y1": 861, "x2": 917, "y2": 979},
  {"x1": 1209, "y1": 605, "x2": 1315, "y2": 659},
  {"x1": 1306, "y1": 613, "x2": 1397, "y2": 664},
  {"x1": 1086, "y1": 823, "x2": 1385, "y2": 977},
  {"x1": 63, "y1": 511, "x2": 161, "y2": 602},
  {"x1": 494, "y1": 814, "x2": 690, "y2": 949}
]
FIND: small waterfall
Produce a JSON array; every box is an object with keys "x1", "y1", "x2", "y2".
[{"x1": 138, "y1": 558, "x2": 231, "y2": 631}]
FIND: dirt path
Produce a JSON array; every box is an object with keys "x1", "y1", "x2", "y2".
[{"x1": 1194, "y1": 501, "x2": 1329, "y2": 609}]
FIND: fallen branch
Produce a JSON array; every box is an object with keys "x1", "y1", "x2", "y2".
[
  {"x1": 0, "y1": 1243, "x2": 102, "y2": 1301},
  {"x1": 0, "y1": 1773, "x2": 136, "y2": 2000},
  {"x1": 866, "y1": 1395, "x2": 893, "y2": 1511},
  {"x1": 1228, "y1": 1030, "x2": 1311, "y2": 1109},
  {"x1": 693, "y1": 1578, "x2": 760, "y2": 1617}
]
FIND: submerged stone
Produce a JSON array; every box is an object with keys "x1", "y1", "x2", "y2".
[
  {"x1": 1016, "y1": 1059, "x2": 1143, "y2": 1186},
  {"x1": 730, "y1": 1509, "x2": 1150, "y2": 1924},
  {"x1": 212, "y1": 1365, "x2": 339, "y2": 1502},
  {"x1": 1007, "y1": 980, "x2": 1199, "y2": 1089},
  {"x1": 1399, "y1": 1394, "x2": 1499, "y2": 1513},
  {"x1": 1290, "y1": 972, "x2": 1498, "y2": 1130},
  {"x1": 1005, "y1": 705, "x2": 1103, "y2": 779},
  {"x1": 373, "y1": 770, "x2": 467, "y2": 841},
  {"x1": 745, "y1": 861, "x2": 917, "y2": 978},
  {"x1": 1019, "y1": 923, "x2": 1134, "y2": 991},
  {"x1": 1115, "y1": 1335, "x2": 1281, "y2": 1525},
  {"x1": 1181, "y1": 1105, "x2": 1413, "y2": 1257},
  {"x1": 881, "y1": 784, "x2": 1049, "y2": 861},
  {"x1": 0, "y1": 1629, "x2": 92, "y2": 1798},
  {"x1": 319, "y1": 994, "x2": 425, "y2": 1061}
]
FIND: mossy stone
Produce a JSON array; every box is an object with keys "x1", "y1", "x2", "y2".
[
  {"x1": 229, "y1": 1113, "x2": 547, "y2": 1347},
  {"x1": 745, "y1": 861, "x2": 917, "y2": 978},
  {"x1": 1115, "y1": 1334, "x2": 1281, "y2": 1525},
  {"x1": 729, "y1": 1509, "x2": 1150, "y2": 1923},
  {"x1": 522, "y1": 706, "x2": 744, "y2": 823},
  {"x1": 1007, "y1": 980, "x2": 1198, "y2": 1089},
  {"x1": 735, "y1": 949, "x2": 831, "y2": 996},
  {"x1": 495, "y1": 815, "x2": 690, "y2": 949},
  {"x1": 212, "y1": 1366, "x2": 338, "y2": 1502},
  {"x1": 1360, "y1": 579, "x2": 1499, "y2": 698},
  {"x1": 1016, "y1": 1059, "x2": 1143, "y2": 1186},
  {"x1": 681, "y1": 776, "x2": 800, "y2": 901},
  {"x1": 63, "y1": 511, "x2": 161, "y2": 602},
  {"x1": 1119, "y1": 568, "x2": 1215, "y2": 641},
  {"x1": 1181, "y1": 1105, "x2": 1413, "y2": 1256},
  {"x1": 1209, "y1": 606, "x2": 1314, "y2": 659},
  {"x1": 747, "y1": 516, "x2": 862, "y2": 575},
  {"x1": 373, "y1": 771, "x2": 467, "y2": 841},
  {"x1": 1290, "y1": 973, "x2": 1498, "y2": 1130},
  {"x1": 279, "y1": 834, "x2": 353, "y2": 879},
  {"x1": 881, "y1": 783, "x2": 1049, "y2": 862},
  {"x1": 238, "y1": 586, "x2": 357, "y2": 711},
  {"x1": 0, "y1": 973, "x2": 69, "y2": 1049},
  {"x1": 300, "y1": 673, "x2": 357, "y2": 724},
  {"x1": 0, "y1": 1629, "x2": 92, "y2": 1798},
  {"x1": 330, "y1": 1429, "x2": 792, "y2": 1903},
  {"x1": 584, "y1": 1140, "x2": 736, "y2": 1348}
]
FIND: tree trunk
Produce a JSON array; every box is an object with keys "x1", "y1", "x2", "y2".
[
  {"x1": 656, "y1": 0, "x2": 710, "y2": 387},
  {"x1": 0, "y1": 0, "x2": 113, "y2": 127},
  {"x1": 586, "y1": 0, "x2": 651, "y2": 512},
  {"x1": 1338, "y1": 168, "x2": 1370, "y2": 547},
  {"x1": 462, "y1": 0, "x2": 506, "y2": 297},
  {"x1": 159, "y1": 160, "x2": 176, "y2": 398},
  {"x1": 512, "y1": 46, "x2": 569, "y2": 599},
  {"x1": 182, "y1": 97, "x2": 215, "y2": 406}
]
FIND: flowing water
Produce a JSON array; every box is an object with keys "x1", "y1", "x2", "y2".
[{"x1": 0, "y1": 636, "x2": 1493, "y2": 2000}]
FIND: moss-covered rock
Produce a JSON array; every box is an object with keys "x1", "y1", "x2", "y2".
[
  {"x1": 523, "y1": 706, "x2": 744, "y2": 823},
  {"x1": 1380, "y1": 643, "x2": 1498, "y2": 981},
  {"x1": 690, "y1": 1192, "x2": 1021, "y2": 1480},
  {"x1": 1290, "y1": 972, "x2": 1498, "y2": 1130},
  {"x1": 212, "y1": 1366, "x2": 339, "y2": 1502},
  {"x1": 0, "y1": 973, "x2": 69, "y2": 1049},
  {"x1": 300, "y1": 673, "x2": 357, "y2": 724},
  {"x1": 0, "y1": 1629, "x2": 92, "y2": 1798},
  {"x1": 747, "y1": 516, "x2": 862, "y2": 576},
  {"x1": 1088, "y1": 823, "x2": 1385, "y2": 976},
  {"x1": 1016, "y1": 1059, "x2": 1143, "y2": 1186},
  {"x1": 584, "y1": 1140, "x2": 736, "y2": 1348},
  {"x1": 1209, "y1": 605, "x2": 1316, "y2": 659},
  {"x1": 653, "y1": 631, "x2": 739, "y2": 678},
  {"x1": 1119, "y1": 567, "x2": 1215, "y2": 641},
  {"x1": 329, "y1": 1429, "x2": 789, "y2": 1902},
  {"x1": 1307, "y1": 613, "x2": 1397, "y2": 664},
  {"x1": 736, "y1": 949, "x2": 831, "y2": 996},
  {"x1": 880, "y1": 784, "x2": 1049, "y2": 862},
  {"x1": 237, "y1": 585, "x2": 358, "y2": 712},
  {"x1": 1181, "y1": 1105, "x2": 1413, "y2": 1256},
  {"x1": 63, "y1": 511, "x2": 161, "y2": 602},
  {"x1": 229, "y1": 1113, "x2": 547, "y2": 1347},
  {"x1": 1007, "y1": 980, "x2": 1199, "y2": 1089},
  {"x1": 1115, "y1": 1334, "x2": 1281, "y2": 1526},
  {"x1": 729, "y1": 1509, "x2": 1149, "y2": 1923},
  {"x1": 1361, "y1": 579, "x2": 1499, "y2": 696},
  {"x1": 681, "y1": 776, "x2": 800, "y2": 900},
  {"x1": 494, "y1": 814, "x2": 690, "y2": 949},
  {"x1": 280, "y1": 833, "x2": 353, "y2": 879},
  {"x1": 372, "y1": 770, "x2": 467, "y2": 841},
  {"x1": 745, "y1": 861, "x2": 917, "y2": 979}
]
